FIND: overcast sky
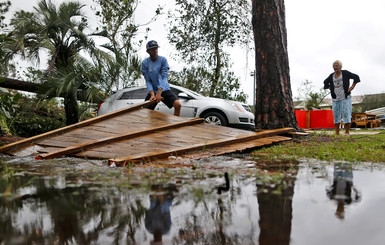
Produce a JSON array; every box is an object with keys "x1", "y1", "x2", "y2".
[{"x1": 7, "y1": 0, "x2": 385, "y2": 104}]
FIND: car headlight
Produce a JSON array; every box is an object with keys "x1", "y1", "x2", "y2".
[{"x1": 226, "y1": 101, "x2": 245, "y2": 113}]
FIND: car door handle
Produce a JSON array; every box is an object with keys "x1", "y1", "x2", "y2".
[{"x1": 126, "y1": 102, "x2": 134, "y2": 105}]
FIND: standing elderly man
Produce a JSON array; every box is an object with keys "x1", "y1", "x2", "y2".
[
  {"x1": 323, "y1": 60, "x2": 360, "y2": 136},
  {"x1": 141, "y1": 40, "x2": 181, "y2": 116}
]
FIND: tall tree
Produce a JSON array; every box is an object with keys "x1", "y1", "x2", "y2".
[
  {"x1": 9, "y1": 0, "x2": 98, "y2": 125},
  {"x1": 168, "y1": 0, "x2": 250, "y2": 102},
  {"x1": 251, "y1": 0, "x2": 298, "y2": 129},
  {"x1": 92, "y1": 0, "x2": 161, "y2": 94},
  {"x1": 0, "y1": 0, "x2": 10, "y2": 29},
  {"x1": 0, "y1": 0, "x2": 16, "y2": 77},
  {"x1": 168, "y1": 66, "x2": 248, "y2": 102}
]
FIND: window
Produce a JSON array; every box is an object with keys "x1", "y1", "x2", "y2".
[
  {"x1": 131, "y1": 88, "x2": 147, "y2": 99},
  {"x1": 118, "y1": 91, "x2": 134, "y2": 100},
  {"x1": 118, "y1": 88, "x2": 148, "y2": 100}
]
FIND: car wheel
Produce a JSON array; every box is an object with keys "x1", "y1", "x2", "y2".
[{"x1": 203, "y1": 112, "x2": 228, "y2": 126}]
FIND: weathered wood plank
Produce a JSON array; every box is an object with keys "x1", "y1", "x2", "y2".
[
  {"x1": 39, "y1": 118, "x2": 205, "y2": 159},
  {"x1": 0, "y1": 100, "x2": 157, "y2": 153},
  {"x1": 109, "y1": 128, "x2": 294, "y2": 165},
  {"x1": 74, "y1": 126, "x2": 293, "y2": 162},
  {"x1": 112, "y1": 135, "x2": 292, "y2": 165},
  {"x1": 2, "y1": 99, "x2": 295, "y2": 165}
]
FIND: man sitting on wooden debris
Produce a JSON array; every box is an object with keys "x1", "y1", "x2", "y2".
[{"x1": 141, "y1": 40, "x2": 182, "y2": 116}]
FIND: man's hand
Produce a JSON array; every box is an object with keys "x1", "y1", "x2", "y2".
[
  {"x1": 155, "y1": 92, "x2": 162, "y2": 103},
  {"x1": 150, "y1": 91, "x2": 156, "y2": 101},
  {"x1": 155, "y1": 88, "x2": 163, "y2": 103}
]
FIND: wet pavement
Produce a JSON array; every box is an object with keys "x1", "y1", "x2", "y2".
[{"x1": 1, "y1": 154, "x2": 385, "y2": 245}]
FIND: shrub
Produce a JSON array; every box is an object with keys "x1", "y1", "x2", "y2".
[{"x1": 11, "y1": 95, "x2": 66, "y2": 137}]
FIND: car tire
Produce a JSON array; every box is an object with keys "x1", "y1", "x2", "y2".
[{"x1": 203, "y1": 112, "x2": 228, "y2": 126}]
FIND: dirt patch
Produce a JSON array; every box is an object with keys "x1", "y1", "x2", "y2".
[
  {"x1": 308, "y1": 130, "x2": 381, "y2": 135},
  {"x1": 286, "y1": 134, "x2": 358, "y2": 146}
]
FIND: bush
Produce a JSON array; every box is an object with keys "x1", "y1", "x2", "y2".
[
  {"x1": 10, "y1": 95, "x2": 66, "y2": 137},
  {"x1": 0, "y1": 89, "x2": 21, "y2": 136}
]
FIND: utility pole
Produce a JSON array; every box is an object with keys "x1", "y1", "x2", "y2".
[{"x1": 250, "y1": 70, "x2": 256, "y2": 113}]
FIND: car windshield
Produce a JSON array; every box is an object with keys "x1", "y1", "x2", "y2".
[{"x1": 172, "y1": 85, "x2": 204, "y2": 98}]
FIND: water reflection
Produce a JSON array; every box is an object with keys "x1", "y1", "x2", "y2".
[
  {"x1": 0, "y1": 168, "x2": 149, "y2": 244},
  {"x1": 1, "y1": 157, "x2": 385, "y2": 244},
  {"x1": 145, "y1": 184, "x2": 177, "y2": 244},
  {"x1": 217, "y1": 172, "x2": 230, "y2": 194},
  {"x1": 172, "y1": 171, "x2": 245, "y2": 244},
  {"x1": 256, "y1": 161, "x2": 298, "y2": 245},
  {"x1": 326, "y1": 163, "x2": 362, "y2": 219}
]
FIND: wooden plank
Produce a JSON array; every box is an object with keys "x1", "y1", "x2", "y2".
[
  {"x1": 156, "y1": 124, "x2": 252, "y2": 143},
  {"x1": 41, "y1": 122, "x2": 197, "y2": 158},
  {"x1": 134, "y1": 135, "x2": 293, "y2": 165},
  {"x1": 36, "y1": 146, "x2": 65, "y2": 154},
  {"x1": 289, "y1": 131, "x2": 309, "y2": 136},
  {"x1": 37, "y1": 137, "x2": 90, "y2": 148},
  {"x1": 38, "y1": 118, "x2": 205, "y2": 159},
  {"x1": 82, "y1": 127, "x2": 291, "y2": 161},
  {"x1": 75, "y1": 150, "x2": 129, "y2": 159},
  {"x1": 0, "y1": 100, "x2": 157, "y2": 153},
  {"x1": 73, "y1": 125, "x2": 254, "y2": 160},
  {"x1": 109, "y1": 128, "x2": 294, "y2": 165}
]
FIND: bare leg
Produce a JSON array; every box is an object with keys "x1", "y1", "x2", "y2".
[
  {"x1": 173, "y1": 100, "x2": 181, "y2": 116},
  {"x1": 344, "y1": 123, "x2": 351, "y2": 136},
  {"x1": 335, "y1": 123, "x2": 340, "y2": 135}
]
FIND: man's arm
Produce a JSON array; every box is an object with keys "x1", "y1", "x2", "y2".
[
  {"x1": 155, "y1": 87, "x2": 163, "y2": 102},
  {"x1": 159, "y1": 57, "x2": 170, "y2": 90},
  {"x1": 142, "y1": 59, "x2": 154, "y2": 92}
]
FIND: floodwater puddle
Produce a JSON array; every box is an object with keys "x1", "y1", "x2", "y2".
[{"x1": 1, "y1": 155, "x2": 385, "y2": 244}]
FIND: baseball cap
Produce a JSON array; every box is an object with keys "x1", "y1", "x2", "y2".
[{"x1": 146, "y1": 40, "x2": 159, "y2": 50}]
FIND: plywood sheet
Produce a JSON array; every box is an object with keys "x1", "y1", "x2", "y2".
[{"x1": 0, "y1": 101, "x2": 294, "y2": 166}]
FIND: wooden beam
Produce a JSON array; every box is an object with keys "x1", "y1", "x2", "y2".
[
  {"x1": 289, "y1": 131, "x2": 309, "y2": 136},
  {"x1": 0, "y1": 100, "x2": 156, "y2": 153},
  {"x1": 109, "y1": 128, "x2": 294, "y2": 166},
  {"x1": 38, "y1": 118, "x2": 205, "y2": 159}
]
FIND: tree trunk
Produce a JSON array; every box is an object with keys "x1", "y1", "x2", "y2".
[
  {"x1": 63, "y1": 94, "x2": 79, "y2": 125},
  {"x1": 257, "y1": 164, "x2": 298, "y2": 244},
  {"x1": 0, "y1": 78, "x2": 42, "y2": 93},
  {"x1": 209, "y1": 0, "x2": 221, "y2": 97},
  {"x1": 0, "y1": 77, "x2": 100, "y2": 103},
  {"x1": 251, "y1": 0, "x2": 299, "y2": 130}
]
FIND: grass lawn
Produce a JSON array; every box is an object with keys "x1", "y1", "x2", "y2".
[{"x1": 252, "y1": 130, "x2": 385, "y2": 163}]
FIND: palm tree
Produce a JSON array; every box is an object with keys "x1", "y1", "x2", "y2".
[
  {"x1": 47, "y1": 56, "x2": 104, "y2": 118},
  {"x1": 9, "y1": 0, "x2": 99, "y2": 125}
]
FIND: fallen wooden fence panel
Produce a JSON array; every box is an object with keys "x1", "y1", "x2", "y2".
[{"x1": 0, "y1": 101, "x2": 294, "y2": 166}]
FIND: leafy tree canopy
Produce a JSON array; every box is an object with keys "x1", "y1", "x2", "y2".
[
  {"x1": 8, "y1": 0, "x2": 100, "y2": 125},
  {"x1": 0, "y1": 0, "x2": 10, "y2": 29},
  {"x1": 92, "y1": 0, "x2": 162, "y2": 93},
  {"x1": 167, "y1": 0, "x2": 251, "y2": 102}
]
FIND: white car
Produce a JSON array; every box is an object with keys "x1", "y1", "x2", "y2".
[{"x1": 97, "y1": 84, "x2": 255, "y2": 130}]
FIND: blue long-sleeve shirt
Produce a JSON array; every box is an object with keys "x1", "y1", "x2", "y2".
[{"x1": 141, "y1": 56, "x2": 170, "y2": 93}]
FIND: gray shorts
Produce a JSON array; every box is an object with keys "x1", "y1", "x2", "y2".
[{"x1": 144, "y1": 89, "x2": 179, "y2": 110}]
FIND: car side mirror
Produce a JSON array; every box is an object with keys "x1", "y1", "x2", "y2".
[{"x1": 178, "y1": 92, "x2": 191, "y2": 100}]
